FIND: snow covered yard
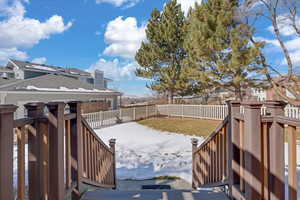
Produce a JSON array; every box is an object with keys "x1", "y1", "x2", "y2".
[
  {"x1": 96, "y1": 122, "x2": 300, "y2": 196},
  {"x1": 95, "y1": 122, "x2": 205, "y2": 183}
]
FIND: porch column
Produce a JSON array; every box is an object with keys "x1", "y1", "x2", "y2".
[
  {"x1": 0, "y1": 105, "x2": 17, "y2": 200},
  {"x1": 242, "y1": 102, "x2": 263, "y2": 199},
  {"x1": 47, "y1": 102, "x2": 65, "y2": 200},
  {"x1": 265, "y1": 101, "x2": 286, "y2": 200}
]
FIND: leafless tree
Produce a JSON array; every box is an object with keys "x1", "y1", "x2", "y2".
[{"x1": 240, "y1": 0, "x2": 300, "y2": 104}]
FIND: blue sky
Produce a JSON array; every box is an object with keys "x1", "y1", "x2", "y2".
[{"x1": 0, "y1": 0, "x2": 299, "y2": 96}]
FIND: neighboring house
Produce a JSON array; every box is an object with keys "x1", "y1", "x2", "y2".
[
  {"x1": 0, "y1": 59, "x2": 122, "y2": 118},
  {"x1": 4, "y1": 59, "x2": 112, "y2": 89},
  {"x1": 249, "y1": 88, "x2": 267, "y2": 101},
  {"x1": 248, "y1": 76, "x2": 298, "y2": 101}
]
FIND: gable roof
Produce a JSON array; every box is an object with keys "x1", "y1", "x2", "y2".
[
  {"x1": 0, "y1": 74, "x2": 121, "y2": 95},
  {"x1": 9, "y1": 59, "x2": 92, "y2": 77}
]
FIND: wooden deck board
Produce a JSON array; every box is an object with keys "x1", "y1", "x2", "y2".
[{"x1": 81, "y1": 190, "x2": 229, "y2": 200}]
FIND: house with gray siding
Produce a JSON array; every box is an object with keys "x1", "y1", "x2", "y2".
[{"x1": 0, "y1": 60, "x2": 122, "y2": 118}]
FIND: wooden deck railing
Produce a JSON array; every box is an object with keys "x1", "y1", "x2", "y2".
[
  {"x1": 81, "y1": 118, "x2": 116, "y2": 188},
  {"x1": 0, "y1": 101, "x2": 116, "y2": 200},
  {"x1": 192, "y1": 116, "x2": 229, "y2": 188},
  {"x1": 192, "y1": 100, "x2": 299, "y2": 200}
]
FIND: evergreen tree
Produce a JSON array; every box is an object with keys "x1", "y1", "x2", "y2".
[
  {"x1": 184, "y1": 0, "x2": 264, "y2": 101},
  {"x1": 135, "y1": 0, "x2": 189, "y2": 104}
]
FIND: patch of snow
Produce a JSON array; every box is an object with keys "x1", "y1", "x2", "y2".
[
  {"x1": 13, "y1": 145, "x2": 28, "y2": 187},
  {"x1": 26, "y1": 65, "x2": 56, "y2": 72},
  {"x1": 95, "y1": 122, "x2": 205, "y2": 183},
  {"x1": 285, "y1": 143, "x2": 300, "y2": 199},
  {"x1": 25, "y1": 85, "x2": 114, "y2": 93}
]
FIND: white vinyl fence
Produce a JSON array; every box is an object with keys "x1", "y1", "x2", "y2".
[
  {"x1": 156, "y1": 104, "x2": 228, "y2": 120},
  {"x1": 82, "y1": 105, "x2": 157, "y2": 129},
  {"x1": 83, "y1": 104, "x2": 300, "y2": 129}
]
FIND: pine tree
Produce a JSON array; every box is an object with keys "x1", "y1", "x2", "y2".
[
  {"x1": 184, "y1": 0, "x2": 265, "y2": 101},
  {"x1": 135, "y1": 0, "x2": 189, "y2": 104}
]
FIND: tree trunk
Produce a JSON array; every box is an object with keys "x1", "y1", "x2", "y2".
[
  {"x1": 168, "y1": 90, "x2": 174, "y2": 104},
  {"x1": 235, "y1": 88, "x2": 243, "y2": 101}
]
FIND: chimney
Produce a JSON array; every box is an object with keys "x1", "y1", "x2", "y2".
[{"x1": 94, "y1": 70, "x2": 105, "y2": 89}]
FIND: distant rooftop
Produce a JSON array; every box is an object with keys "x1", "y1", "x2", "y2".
[
  {"x1": 8, "y1": 59, "x2": 112, "y2": 81},
  {"x1": 0, "y1": 74, "x2": 121, "y2": 95}
]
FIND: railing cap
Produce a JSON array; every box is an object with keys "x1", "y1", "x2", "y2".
[
  {"x1": 109, "y1": 138, "x2": 116, "y2": 143},
  {"x1": 0, "y1": 104, "x2": 18, "y2": 114},
  {"x1": 109, "y1": 138, "x2": 116, "y2": 146},
  {"x1": 226, "y1": 100, "x2": 240, "y2": 106},
  {"x1": 68, "y1": 101, "x2": 83, "y2": 104},
  {"x1": 265, "y1": 100, "x2": 287, "y2": 108},
  {"x1": 24, "y1": 102, "x2": 45, "y2": 110},
  {"x1": 191, "y1": 138, "x2": 199, "y2": 145},
  {"x1": 241, "y1": 101, "x2": 263, "y2": 109},
  {"x1": 46, "y1": 101, "x2": 66, "y2": 106}
]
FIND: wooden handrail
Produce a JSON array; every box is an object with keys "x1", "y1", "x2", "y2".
[
  {"x1": 0, "y1": 101, "x2": 117, "y2": 200},
  {"x1": 81, "y1": 117, "x2": 114, "y2": 154},
  {"x1": 192, "y1": 115, "x2": 229, "y2": 188},
  {"x1": 81, "y1": 118, "x2": 116, "y2": 188},
  {"x1": 192, "y1": 100, "x2": 299, "y2": 200},
  {"x1": 194, "y1": 116, "x2": 229, "y2": 153}
]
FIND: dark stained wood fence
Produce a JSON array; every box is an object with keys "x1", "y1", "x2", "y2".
[
  {"x1": 81, "y1": 101, "x2": 109, "y2": 114},
  {"x1": 0, "y1": 101, "x2": 116, "y2": 200},
  {"x1": 192, "y1": 100, "x2": 299, "y2": 200}
]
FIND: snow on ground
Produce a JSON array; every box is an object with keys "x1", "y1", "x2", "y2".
[
  {"x1": 285, "y1": 143, "x2": 300, "y2": 199},
  {"x1": 95, "y1": 122, "x2": 205, "y2": 183}
]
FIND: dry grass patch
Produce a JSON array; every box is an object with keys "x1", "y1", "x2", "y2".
[{"x1": 138, "y1": 117, "x2": 221, "y2": 138}]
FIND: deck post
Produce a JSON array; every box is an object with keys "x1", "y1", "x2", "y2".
[
  {"x1": 226, "y1": 100, "x2": 241, "y2": 197},
  {"x1": 109, "y1": 139, "x2": 117, "y2": 189},
  {"x1": 242, "y1": 102, "x2": 263, "y2": 199},
  {"x1": 191, "y1": 138, "x2": 199, "y2": 189},
  {"x1": 229, "y1": 101, "x2": 241, "y2": 188},
  {"x1": 0, "y1": 105, "x2": 17, "y2": 200},
  {"x1": 47, "y1": 102, "x2": 65, "y2": 200},
  {"x1": 265, "y1": 101, "x2": 286, "y2": 200},
  {"x1": 25, "y1": 103, "x2": 48, "y2": 200},
  {"x1": 68, "y1": 101, "x2": 84, "y2": 198}
]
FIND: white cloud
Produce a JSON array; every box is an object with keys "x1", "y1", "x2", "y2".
[
  {"x1": 0, "y1": 0, "x2": 72, "y2": 64},
  {"x1": 95, "y1": 0, "x2": 140, "y2": 8},
  {"x1": 259, "y1": 20, "x2": 300, "y2": 67},
  {"x1": 102, "y1": 16, "x2": 146, "y2": 59},
  {"x1": 267, "y1": 15, "x2": 300, "y2": 36},
  {"x1": 177, "y1": 0, "x2": 202, "y2": 15},
  {"x1": 88, "y1": 58, "x2": 138, "y2": 80},
  {"x1": 0, "y1": 15, "x2": 72, "y2": 49},
  {"x1": 32, "y1": 57, "x2": 47, "y2": 64},
  {"x1": 0, "y1": 48, "x2": 28, "y2": 64}
]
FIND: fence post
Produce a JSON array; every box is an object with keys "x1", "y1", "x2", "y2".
[
  {"x1": 182, "y1": 104, "x2": 184, "y2": 118},
  {"x1": 0, "y1": 105, "x2": 17, "y2": 200},
  {"x1": 133, "y1": 107, "x2": 136, "y2": 121},
  {"x1": 101, "y1": 111, "x2": 103, "y2": 127},
  {"x1": 47, "y1": 102, "x2": 65, "y2": 200},
  {"x1": 109, "y1": 139, "x2": 117, "y2": 189},
  {"x1": 25, "y1": 103, "x2": 48, "y2": 200},
  {"x1": 191, "y1": 138, "x2": 199, "y2": 189},
  {"x1": 68, "y1": 101, "x2": 84, "y2": 198},
  {"x1": 265, "y1": 101, "x2": 286, "y2": 200},
  {"x1": 242, "y1": 102, "x2": 263, "y2": 199}
]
